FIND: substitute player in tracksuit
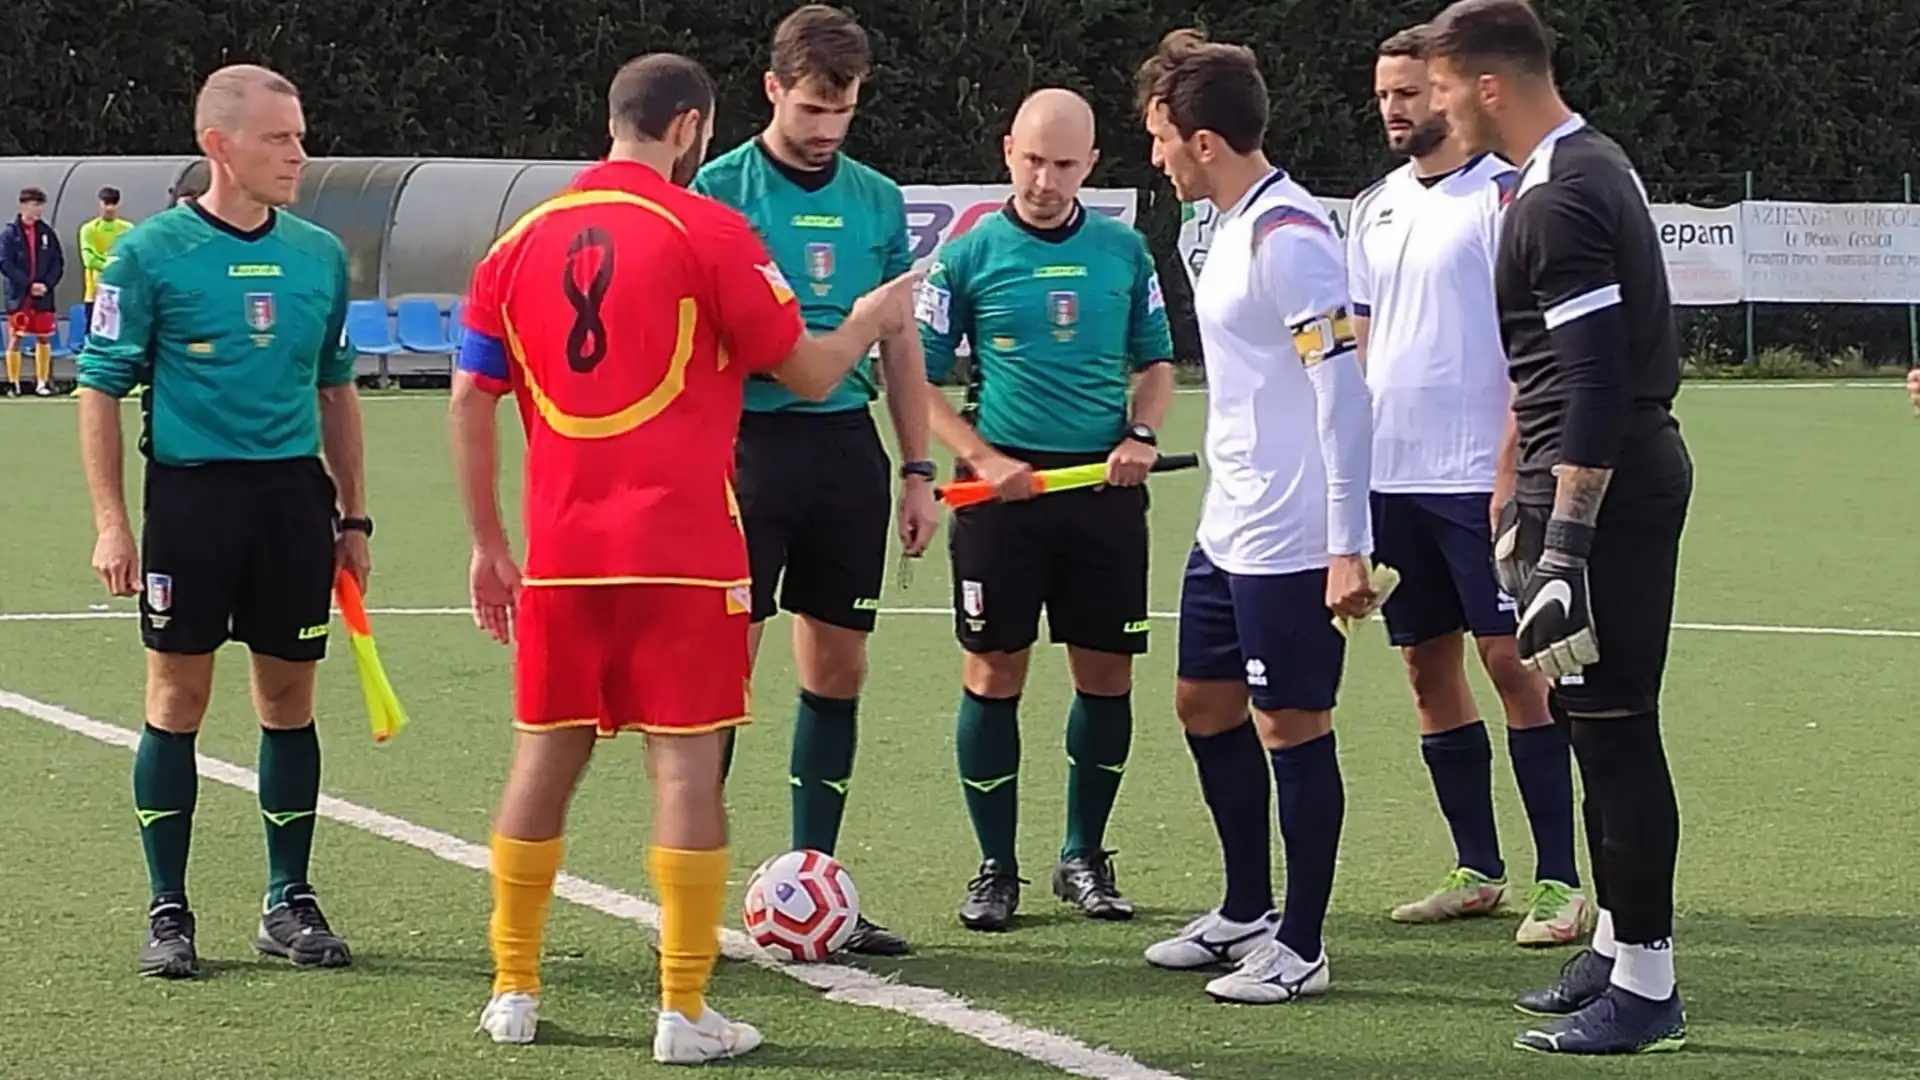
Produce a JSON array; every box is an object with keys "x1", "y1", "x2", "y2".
[
  {"x1": 916, "y1": 87, "x2": 1175, "y2": 933},
  {"x1": 76, "y1": 64, "x2": 371, "y2": 982}
]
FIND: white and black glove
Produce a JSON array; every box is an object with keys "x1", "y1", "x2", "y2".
[
  {"x1": 1515, "y1": 517, "x2": 1600, "y2": 680},
  {"x1": 1491, "y1": 498, "x2": 1529, "y2": 597}
]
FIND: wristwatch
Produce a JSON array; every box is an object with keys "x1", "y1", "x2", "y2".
[
  {"x1": 337, "y1": 515, "x2": 375, "y2": 539},
  {"x1": 1124, "y1": 423, "x2": 1158, "y2": 447},
  {"x1": 899, "y1": 459, "x2": 937, "y2": 481}
]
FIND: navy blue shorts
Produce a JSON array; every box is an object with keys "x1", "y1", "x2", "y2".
[
  {"x1": 1370, "y1": 492, "x2": 1517, "y2": 647},
  {"x1": 1175, "y1": 546, "x2": 1347, "y2": 713}
]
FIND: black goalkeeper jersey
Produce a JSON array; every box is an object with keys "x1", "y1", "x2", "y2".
[{"x1": 1496, "y1": 116, "x2": 1686, "y2": 505}]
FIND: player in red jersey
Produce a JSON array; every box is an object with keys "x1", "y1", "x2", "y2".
[{"x1": 448, "y1": 53, "x2": 919, "y2": 1064}]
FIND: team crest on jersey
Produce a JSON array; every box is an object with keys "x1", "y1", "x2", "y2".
[{"x1": 1048, "y1": 290, "x2": 1078, "y2": 342}]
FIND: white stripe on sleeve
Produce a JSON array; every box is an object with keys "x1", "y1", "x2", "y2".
[{"x1": 1542, "y1": 283, "x2": 1622, "y2": 330}]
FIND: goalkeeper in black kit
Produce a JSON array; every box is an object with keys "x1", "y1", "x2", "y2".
[{"x1": 1426, "y1": 0, "x2": 1692, "y2": 1056}]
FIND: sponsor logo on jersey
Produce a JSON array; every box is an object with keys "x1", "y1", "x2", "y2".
[
  {"x1": 789, "y1": 214, "x2": 844, "y2": 229},
  {"x1": 1032, "y1": 264, "x2": 1088, "y2": 279},
  {"x1": 227, "y1": 263, "x2": 284, "y2": 278}
]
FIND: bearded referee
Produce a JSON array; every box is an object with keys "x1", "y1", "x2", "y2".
[
  {"x1": 1427, "y1": 0, "x2": 1693, "y2": 1055},
  {"x1": 77, "y1": 64, "x2": 370, "y2": 979}
]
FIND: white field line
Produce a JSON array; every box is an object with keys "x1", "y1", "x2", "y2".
[
  {"x1": 0, "y1": 686, "x2": 1187, "y2": 1080},
  {"x1": 2, "y1": 605, "x2": 1917, "y2": 640}
]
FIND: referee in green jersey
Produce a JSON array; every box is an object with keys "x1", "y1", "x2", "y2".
[
  {"x1": 77, "y1": 65, "x2": 371, "y2": 980},
  {"x1": 917, "y1": 89, "x2": 1176, "y2": 932}
]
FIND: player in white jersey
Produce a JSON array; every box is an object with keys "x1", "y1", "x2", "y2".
[
  {"x1": 1133, "y1": 29, "x2": 1376, "y2": 1006},
  {"x1": 1349, "y1": 25, "x2": 1590, "y2": 947}
]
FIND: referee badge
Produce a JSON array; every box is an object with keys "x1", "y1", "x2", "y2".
[
  {"x1": 961, "y1": 579, "x2": 985, "y2": 618},
  {"x1": 805, "y1": 242, "x2": 834, "y2": 297},
  {"x1": 244, "y1": 291, "x2": 276, "y2": 345},
  {"x1": 146, "y1": 573, "x2": 173, "y2": 612},
  {"x1": 1048, "y1": 290, "x2": 1077, "y2": 342}
]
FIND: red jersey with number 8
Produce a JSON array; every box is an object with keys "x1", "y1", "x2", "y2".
[{"x1": 462, "y1": 160, "x2": 804, "y2": 586}]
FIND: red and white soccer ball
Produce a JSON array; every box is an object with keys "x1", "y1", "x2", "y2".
[{"x1": 742, "y1": 849, "x2": 860, "y2": 963}]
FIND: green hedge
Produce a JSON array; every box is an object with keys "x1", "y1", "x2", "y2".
[{"x1": 8, "y1": 0, "x2": 1915, "y2": 363}]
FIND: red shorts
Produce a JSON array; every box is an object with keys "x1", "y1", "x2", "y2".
[
  {"x1": 8, "y1": 309, "x2": 55, "y2": 336},
  {"x1": 514, "y1": 583, "x2": 752, "y2": 737}
]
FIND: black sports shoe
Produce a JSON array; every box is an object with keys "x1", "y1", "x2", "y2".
[
  {"x1": 138, "y1": 895, "x2": 200, "y2": 979},
  {"x1": 1515, "y1": 948, "x2": 1613, "y2": 1016},
  {"x1": 958, "y1": 859, "x2": 1023, "y2": 932},
  {"x1": 254, "y1": 884, "x2": 352, "y2": 968},
  {"x1": 1514, "y1": 984, "x2": 1686, "y2": 1054},
  {"x1": 840, "y1": 915, "x2": 912, "y2": 957},
  {"x1": 1051, "y1": 851, "x2": 1134, "y2": 921}
]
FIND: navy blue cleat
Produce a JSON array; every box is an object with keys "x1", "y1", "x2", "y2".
[
  {"x1": 1514, "y1": 984, "x2": 1686, "y2": 1055},
  {"x1": 1514, "y1": 948, "x2": 1612, "y2": 1016}
]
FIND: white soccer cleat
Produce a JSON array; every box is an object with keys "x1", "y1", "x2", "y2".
[
  {"x1": 1204, "y1": 937, "x2": 1331, "y2": 1005},
  {"x1": 653, "y1": 1006, "x2": 765, "y2": 1065},
  {"x1": 1143, "y1": 908, "x2": 1280, "y2": 970},
  {"x1": 1513, "y1": 880, "x2": 1595, "y2": 947},
  {"x1": 477, "y1": 990, "x2": 540, "y2": 1044}
]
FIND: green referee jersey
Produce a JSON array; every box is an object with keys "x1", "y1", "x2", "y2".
[
  {"x1": 917, "y1": 204, "x2": 1173, "y2": 454},
  {"x1": 692, "y1": 139, "x2": 912, "y2": 414},
  {"x1": 77, "y1": 204, "x2": 356, "y2": 467}
]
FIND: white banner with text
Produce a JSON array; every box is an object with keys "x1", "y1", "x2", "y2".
[{"x1": 1172, "y1": 194, "x2": 1920, "y2": 306}]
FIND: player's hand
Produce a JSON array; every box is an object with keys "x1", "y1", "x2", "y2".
[
  {"x1": 1491, "y1": 497, "x2": 1530, "y2": 596},
  {"x1": 469, "y1": 544, "x2": 523, "y2": 645},
  {"x1": 29, "y1": 283, "x2": 46, "y2": 297},
  {"x1": 851, "y1": 268, "x2": 925, "y2": 339},
  {"x1": 898, "y1": 477, "x2": 940, "y2": 557},
  {"x1": 1105, "y1": 438, "x2": 1156, "y2": 487},
  {"x1": 334, "y1": 531, "x2": 372, "y2": 594},
  {"x1": 971, "y1": 451, "x2": 1037, "y2": 502},
  {"x1": 1324, "y1": 553, "x2": 1377, "y2": 620},
  {"x1": 1515, "y1": 521, "x2": 1600, "y2": 680},
  {"x1": 91, "y1": 524, "x2": 140, "y2": 597}
]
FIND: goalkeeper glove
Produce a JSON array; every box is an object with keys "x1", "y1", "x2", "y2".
[
  {"x1": 1491, "y1": 498, "x2": 1530, "y2": 598},
  {"x1": 1515, "y1": 517, "x2": 1601, "y2": 680}
]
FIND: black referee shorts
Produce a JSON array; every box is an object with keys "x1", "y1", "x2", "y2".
[
  {"x1": 735, "y1": 408, "x2": 891, "y2": 633},
  {"x1": 1512, "y1": 453, "x2": 1692, "y2": 716},
  {"x1": 140, "y1": 458, "x2": 338, "y2": 662},
  {"x1": 949, "y1": 448, "x2": 1151, "y2": 657}
]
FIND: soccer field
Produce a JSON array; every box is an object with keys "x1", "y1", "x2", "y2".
[{"x1": 2, "y1": 384, "x2": 1916, "y2": 1080}]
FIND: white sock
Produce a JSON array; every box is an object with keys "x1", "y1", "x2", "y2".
[
  {"x1": 1611, "y1": 939, "x2": 1676, "y2": 1000},
  {"x1": 1591, "y1": 907, "x2": 1618, "y2": 958}
]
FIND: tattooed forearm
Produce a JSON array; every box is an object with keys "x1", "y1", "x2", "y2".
[{"x1": 1550, "y1": 464, "x2": 1613, "y2": 525}]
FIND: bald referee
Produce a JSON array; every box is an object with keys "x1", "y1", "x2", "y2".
[
  {"x1": 1427, "y1": 0, "x2": 1692, "y2": 1055},
  {"x1": 78, "y1": 64, "x2": 370, "y2": 980}
]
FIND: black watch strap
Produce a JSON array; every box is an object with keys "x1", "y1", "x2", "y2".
[
  {"x1": 338, "y1": 515, "x2": 374, "y2": 538},
  {"x1": 1125, "y1": 423, "x2": 1158, "y2": 447},
  {"x1": 899, "y1": 459, "x2": 937, "y2": 481}
]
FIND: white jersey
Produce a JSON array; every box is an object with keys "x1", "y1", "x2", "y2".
[
  {"x1": 1347, "y1": 154, "x2": 1517, "y2": 494},
  {"x1": 1192, "y1": 169, "x2": 1373, "y2": 576}
]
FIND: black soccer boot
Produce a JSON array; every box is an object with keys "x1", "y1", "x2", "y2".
[
  {"x1": 1515, "y1": 948, "x2": 1613, "y2": 1016},
  {"x1": 1051, "y1": 850, "x2": 1135, "y2": 921},
  {"x1": 958, "y1": 859, "x2": 1023, "y2": 932},
  {"x1": 840, "y1": 915, "x2": 912, "y2": 957},
  {"x1": 254, "y1": 884, "x2": 353, "y2": 968},
  {"x1": 138, "y1": 894, "x2": 201, "y2": 979}
]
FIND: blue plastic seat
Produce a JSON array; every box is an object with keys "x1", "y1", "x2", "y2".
[
  {"x1": 345, "y1": 299, "x2": 402, "y2": 356},
  {"x1": 394, "y1": 297, "x2": 455, "y2": 354}
]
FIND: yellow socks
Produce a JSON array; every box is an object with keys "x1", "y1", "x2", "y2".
[
  {"x1": 488, "y1": 834, "x2": 564, "y2": 996},
  {"x1": 649, "y1": 845, "x2": 729, "y2": 1019},
  {"x1": 33, "y1": 341, "x2": 50, "y2": 387},
  {"x1": 3, "y1": 344, "x2": 17, "y2": 386}
]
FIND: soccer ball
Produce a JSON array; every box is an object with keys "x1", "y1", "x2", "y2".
[{"x1": 741, "y1": 849, "x2": 859, "y2": 963}]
